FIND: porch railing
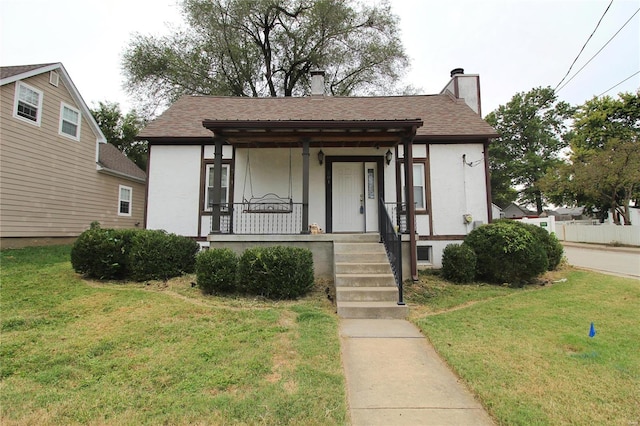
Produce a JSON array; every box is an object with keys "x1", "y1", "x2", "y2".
[
  {"x1": 210, "y1": 203, "x2": 304, "y2": 234},
  {"x1": 379, "y1": 198, "x2": 404, "y2": 305},
  {"x1": 384, "y1": 202, "x2": 410, "y2": 233}
]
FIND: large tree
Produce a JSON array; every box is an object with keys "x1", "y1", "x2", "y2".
[
  {"x1": 485, "y1": 87, "x2": 574, "y2": 213},
  {"x1": 91, "y1": 102, "x2": 148, "y2": 171},
  {"x1": 122, "y1": 0, "x2": 408, "y2": 109},
  {"x1": 542, "y1": 92, "x2": 640, "y2": 224}
]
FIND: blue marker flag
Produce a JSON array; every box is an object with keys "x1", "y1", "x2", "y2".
[{"x1": 589, "y1": 322, "x2": 596, "y2": 338}]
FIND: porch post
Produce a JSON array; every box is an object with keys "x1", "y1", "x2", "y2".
[
  {"x1": 211, "y1": 136, "x2": 224, "y2": 234},
  {"x1": 403, "y1": 136, "x2": 418, "y2": 280},
  {"x1": 301, "y1": 139, "x2": 310, "y2": 234}
]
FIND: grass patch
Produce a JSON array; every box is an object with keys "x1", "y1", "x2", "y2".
[
  {"x1": 1, "y1": 245, "x2": 347, "y2": 425},
  {"x1": 408, "y1": 268, "x2": 640, "y2": 425}
]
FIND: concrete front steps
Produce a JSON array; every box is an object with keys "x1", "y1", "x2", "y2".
[{"x1": 334, "y1": 235, "x2": 408, "y2": 319}]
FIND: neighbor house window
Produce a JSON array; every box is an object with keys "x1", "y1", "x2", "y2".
[
  {"x1": 59, "y1": 103, "x2": 81, "y2": 140},
  {"x1": 205, "y1": 164, "x2": 229, "y2": 211},
  {"x1": 400, "y1": 162, "x2": 427, "y2": 211},
  {"x1": 118, "y1": 185, "x2": 132, "y2": 216},
  {"x1": 13, "y1": 82, "x2": 43, "y2": 125}
]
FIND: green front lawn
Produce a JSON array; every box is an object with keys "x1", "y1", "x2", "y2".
[
  {"x1": 407, "y1": 270, "x2": 640, "y2": 425},
  {"x1": 1, "y1": 245, "x2": 347, "y2": 425},
  {"x1": 3, "y1": 244, "x2": 638, "y2": 425}
]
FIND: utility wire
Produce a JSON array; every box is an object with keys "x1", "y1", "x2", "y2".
[
  {"x1": 554, "y1": 0, "x2": 613, "y2": 91},
  {"x1": 557, "y1": 6, "x2": 640, "y2": 93},
  {"x1": 597, "y1": 70, "x2": 640, "y2": 96}
]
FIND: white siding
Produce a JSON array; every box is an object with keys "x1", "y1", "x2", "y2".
[
  {"x1": 429, "y1": 143, "x2": 488, "y2": 235},
  {"x1": 146, "y1": 145, "x2": 201, "y2": 235}
]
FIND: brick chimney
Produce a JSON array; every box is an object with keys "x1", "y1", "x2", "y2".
[
  {"x1": 440, "y1": 68, "x2": 482, "y2": 115},
  {"x1": 310, "y1": 70, "x2": 325, "y2": 96}
]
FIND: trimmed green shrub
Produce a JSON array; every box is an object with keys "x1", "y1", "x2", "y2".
[
  {"x1": 196, "y1": 248, "x2": 238, "y2": 294},
  {"x1": 441, "y1": 243, "x2": 477, "y2": 283},
  {"x1": 71, "y1": 227, "x2": 137, "y2": 279},
  {"x1": 520, "y1": 223, "x2": 563, "y2": 271},
  {"x1": 494, "y1": 219, "x2": 564, "y2": 271},
  {"x1": 237, "y1": 246, "x2": 314, "y2": 299},
  {"x1": 128, "y1": 230, "x2": 200, "y2": 281},
  {"x1": 464, "y1": 221, "x2": 548, "y2": 285}
]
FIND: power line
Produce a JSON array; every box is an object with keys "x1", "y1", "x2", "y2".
[
  {"x1": 597, "y1": 70, "x2": 640, "y2": 97},
  {"x1": 554, "y1": 0, "x2": 613, "y2": 91},
  {"x1": 557, "y1": 6, "x2": 640, "y2": 93}
]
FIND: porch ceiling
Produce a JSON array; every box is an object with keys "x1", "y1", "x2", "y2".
[{"x1": 201, "y1": 119, "x2": 423, "y2": 147}]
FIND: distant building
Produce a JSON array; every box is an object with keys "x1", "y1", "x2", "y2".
[
  {"x1": 546, "y1": 206, "x2": 589, "y2": 221},
  {"x1": 502, "y1": 203, "x2": 537, "y2": 219}
]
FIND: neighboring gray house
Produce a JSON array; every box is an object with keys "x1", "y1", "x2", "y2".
[{"x1": 502, "y1": 203, "x2": 537, "y2": 219}]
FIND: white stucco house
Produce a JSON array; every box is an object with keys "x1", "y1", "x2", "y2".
[{"x1": 138, "y1": 69, "x2": 498, "y2": 288}]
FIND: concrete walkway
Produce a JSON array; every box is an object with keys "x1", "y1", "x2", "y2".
[{"x1": 340, "y1": 319, "x2": 494, "y2": 426}]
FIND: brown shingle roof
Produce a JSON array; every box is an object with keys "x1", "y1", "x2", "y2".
[
  {"x1": 139, "y1": 94, "x2": 498, "y2": 141},
  {"x1": 0, "y1": 63, "x2": 57, "y2": 80},
  {"x1": 98, "y1": 143, "x2": 146, "y2": 181}
]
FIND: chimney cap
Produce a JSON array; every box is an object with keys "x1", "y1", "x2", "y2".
[
  {"x1": 450, "y1": 68, "x2": 464, "y2": 77},
  {"x1": 310, "y1": 69, "x2": 325, "y2": 76}
]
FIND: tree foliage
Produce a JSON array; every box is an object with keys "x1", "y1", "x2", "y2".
[
  {"x1": 485, "y1": 87, "x2": 574, "y2": 213},
  {"x1": 542, "y1": 92, "x2": 640, "y2": 224},
  {"x1": 90, "y1": 102, "x2": 148, "y2": 171},
  {"x1": 122, "y1": 0, "x2": 409, "y2": 109}
]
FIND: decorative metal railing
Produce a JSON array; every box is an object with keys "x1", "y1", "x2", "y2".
[
  {"x1": 379, "y1": 198, "x2": 404, "y2": 305},
  {"x1": 210, "y1": 202, "x2": 304, "y2": 234},
  {"x1": 384, "y1": 202, "x2": 410, "y2": 233}
]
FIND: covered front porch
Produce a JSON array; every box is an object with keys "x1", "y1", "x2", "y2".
[{"x1": 203, "y1": 118, "x2": 423, "y2": 280}]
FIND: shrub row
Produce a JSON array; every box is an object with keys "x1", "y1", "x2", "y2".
[
  {"x1": 71, "y1": 225, "x2": 199, "y2": 281},
  {"x1": 196, "y1": 246, "x2": 314, "y2": 300},
  {"x1": 441, "y1": 220, "x2": 564, "y2": 285}
]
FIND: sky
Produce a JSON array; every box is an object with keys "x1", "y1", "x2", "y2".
[{"x1": 1, "y1": 0, "x2": 638, "y2": 117}]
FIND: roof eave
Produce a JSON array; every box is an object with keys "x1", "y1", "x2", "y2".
[
  {"x1": 201, "y1": 119, "x2": 425, "y2": 130},
  {"x1": 97, "y1": 165, "x2": 146, "y2": 183},
  {"x1": 137, "y1": 136, "x2": 213, "y2": 144},
  {"x1": 417, "y1": 133, "x2": 499, "y2": 142}
]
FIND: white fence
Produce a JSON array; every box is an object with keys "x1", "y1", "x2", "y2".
[
  {"x1": 516, "y1": 216, "x2": 556, "y2": 234},
  {"x1": 557, "y1": 223, "x2": 640, "y2": 246}
]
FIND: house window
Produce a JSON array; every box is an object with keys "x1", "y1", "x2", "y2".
[
  {"x1": 14, "y1": 82, "x2": 43, "y2": 125},
  {"x1": 59, "y1": 103, "x2": 81, "y2": 140},
  {"x1": 401, "y1": 162, "x2": 427, "y2": 211},
  {"x1": 417, "y1": 246, "x2": 431, "y2": 262},
  {"x1": 205, "y1": 164, "x2": 229, "y2": 210},
  {"x1": 118, "y1": 185, "x2": 132, "y2": 216}
]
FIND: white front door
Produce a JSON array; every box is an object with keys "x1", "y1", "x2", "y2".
[{"x1": 332, "y1": 162, "x2": 378, "y2": 232}]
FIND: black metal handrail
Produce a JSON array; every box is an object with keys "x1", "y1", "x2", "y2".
[
  {"x1": 379, "y1": 198, "x2": 404, "y2": 305},
  {"x1": 210, "y1": 202, "x2": 304, "y2": 234}
]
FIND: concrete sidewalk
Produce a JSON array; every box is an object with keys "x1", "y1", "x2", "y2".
[{"x1": 340, "y1": 319, "x2": 494, "y2": 426}]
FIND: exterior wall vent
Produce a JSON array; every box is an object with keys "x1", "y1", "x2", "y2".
[{"x1": 49, "y1": 71, "x2": 59, "y2": 87}]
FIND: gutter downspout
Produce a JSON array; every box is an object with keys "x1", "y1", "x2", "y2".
[{"x1": 484, "y1": 140, "x2": 493, "y2": 223}]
